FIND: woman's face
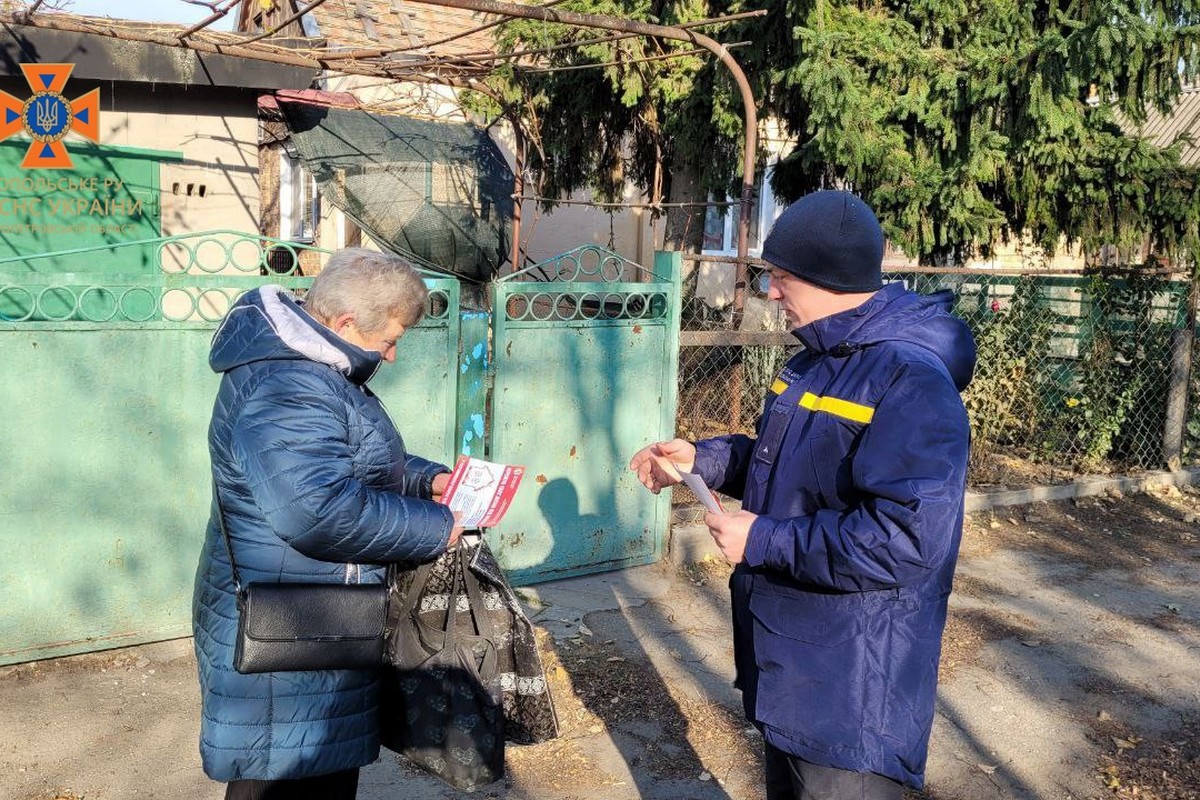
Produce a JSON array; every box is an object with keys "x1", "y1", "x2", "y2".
[{"x1": 337, "y1": 315, "x2": 407, "y2": 363}]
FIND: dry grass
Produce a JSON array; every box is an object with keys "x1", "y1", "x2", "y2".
[{"x1": 504, "y1": 623, "x2": 759, "y2": 795}]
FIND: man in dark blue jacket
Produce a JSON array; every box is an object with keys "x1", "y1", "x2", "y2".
[{"x1": 631, "y1": 190, "x2": 976, "y2": 799}]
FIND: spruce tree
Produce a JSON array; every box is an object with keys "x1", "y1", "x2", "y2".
[{"x1": 475, "y1": 0, "x2": 1200, "y2": 266}]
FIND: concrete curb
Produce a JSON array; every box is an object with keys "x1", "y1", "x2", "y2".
[
  {"x1": 666, "y1": 521, "x2": 724, "y2": 566},
  {"x1": 667, "y1": 467, "x2": 1200, "y2": 565},
  {"x1": 961, "y1": 467, "x2": 1200, "y2": 512}
]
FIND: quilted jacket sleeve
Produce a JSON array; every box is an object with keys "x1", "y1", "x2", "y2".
[
  {"x1": 398, "y1": 454, "x2": 448, "y2": 499},
  {"x1": 692, "y1": 434, "x2": 756, "y2": 500},
  {"x1": 230, "y1": 367, "x2": 453, "y2": 564},
  {"x1": 743, "y1": 361, "x2": 969, "y2": 591}
]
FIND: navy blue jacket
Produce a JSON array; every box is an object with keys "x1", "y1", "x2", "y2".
[
  {"x1": 692, "y1": 282, "x2": 976, "y2": 787},
  {"x1": 192, "y1": 285, "x2": 455, "y2": 781}
]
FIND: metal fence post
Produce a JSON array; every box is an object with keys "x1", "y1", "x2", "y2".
[{"x1": 456, "y1": 309, "x2": 491, "y2": 458}]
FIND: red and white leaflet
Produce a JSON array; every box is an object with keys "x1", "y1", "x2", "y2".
[{"x1": 440, "y1": 455, "x2": 525, "y2": 528}]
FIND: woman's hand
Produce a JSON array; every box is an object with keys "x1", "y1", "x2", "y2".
[
  {"x1": 447, "y1": 511, "x2": 464, "y2": 549},
  {"x1": 431, "y1": 471, "x2": 451, "y2": 503},
  {"x1": 629, "y1": 438, "x2": 696, "y2": 494}
]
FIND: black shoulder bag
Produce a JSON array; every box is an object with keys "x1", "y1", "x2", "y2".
[{"x1": 213, "y1": 480, "x2": 388, "y2": 674}]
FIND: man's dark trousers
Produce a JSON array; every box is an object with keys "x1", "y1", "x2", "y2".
[{"x1": 765, "y1": 743, "x2": 904, "y2": 800}]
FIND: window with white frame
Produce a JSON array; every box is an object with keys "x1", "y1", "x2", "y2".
[
  {"x1": 702, "y1": 165, "x2": 787, "y2": 256},
  {"x1": 280, "y1": 150, "x2": 320, "y2": 243}
]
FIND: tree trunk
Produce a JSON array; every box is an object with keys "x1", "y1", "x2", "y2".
[
  {"x1": 1163, "y1": 279, "x2": 1198, "y2": 470},
  {"x1": 662, "y1": 159, "x2": 706, "y2": 253}
]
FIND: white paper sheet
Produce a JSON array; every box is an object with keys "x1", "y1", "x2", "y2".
[{"x1": 679, "y1": 470, "x2": 723, "y2": 514}]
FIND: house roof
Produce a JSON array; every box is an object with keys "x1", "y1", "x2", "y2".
[
  {"x1": 258, "y1": 88, "x2": 362, "y2": 112},
  {"x1": 0, "y1": 18, "x2": 316, "y2": 90},
  {"x1": 1133, "y1": 85, "x2": 1200, "y2": 167},
  {"x1": 239, "y1": 0, "x2": 504, "y2": 59},
  {"x1": 315, "y1": 0, "x2": 501, "y2": 57}
]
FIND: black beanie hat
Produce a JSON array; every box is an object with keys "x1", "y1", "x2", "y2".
[{"x1": 760, "y1": 190, "x2": 884, "y2": 293}]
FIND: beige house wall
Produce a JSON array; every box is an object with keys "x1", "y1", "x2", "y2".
[
  {"x1": 964, "y1": 239, "x2": 1088, "y2": 271},
  {"x1": 99, "y1": 89, "x2": 261, "y2": 239},
  {"x1": 517, "y1": 193, "x2": 658, "y2": 269}
]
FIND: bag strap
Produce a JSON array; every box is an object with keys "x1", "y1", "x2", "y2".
[
  {"x1": 211, "y1": 477, "x2": 244, "y2": 597},
  {"x1": 441, "y1": 545, "x2": 463, "y2": 654},
  {"x1": 460, "y1": 544, "x2": 497, "y2": 644},
  {"x1": 396, "y1": 556, "x2": 442, "y2": 618}
]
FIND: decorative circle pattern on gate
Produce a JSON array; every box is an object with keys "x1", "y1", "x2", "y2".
[
  {"x1": 0, "y1": 231, "x2": 454, "y2": 325},
  {"x1": 499, "y1": 245, "x2": 672, "y2": 324}
]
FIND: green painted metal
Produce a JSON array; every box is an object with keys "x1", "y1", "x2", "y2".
[
  {"x1": 0, "y1": 231, "x2": 461, "y2": 665},
  {"x1": 0, "y1": 327, "x2": 217, "y2": 661},
  {"x1": 0, "y1": 140, "x2": 180, "y2": 321},
  {"x1": 0, "y1": 231, "x2": 685, "y2": 657},
  {"x1": 455, "y1": 310, "x2": 491, "y2": 458},
  {"x1": 374, "y1": 279, "x2": 463, "y2": 462},
  {"x1": 487, "y1": 247, "x2": 681, "y2": 585}
]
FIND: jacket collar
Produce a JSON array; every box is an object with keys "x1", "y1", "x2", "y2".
[
  {"x1": 260, "y1": 286, "x2": 382, "y2": 385},
  {"x1": 792, "y1": 282, "x2": 908, "y2": 355}
]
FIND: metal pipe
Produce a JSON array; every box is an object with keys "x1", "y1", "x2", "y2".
[
  {"x1": 523, "y1": 41, "x2": 750, "y2": 75},
  {"x1": 429, "y1": 8, "x2": 767, "y2": 70},
  {"x1": 510, "y1": 127, "x2": 525, "y2": 274},
  {"x1": 402, "y1": 0, "x2": 759, "y2": 284}
]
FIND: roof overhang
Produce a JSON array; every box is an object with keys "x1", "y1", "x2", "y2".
[{"x1": 0, "y1": 23, "x2": 316, "y2": 90}]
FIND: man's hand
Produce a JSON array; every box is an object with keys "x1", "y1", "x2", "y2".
[
  {"x1": 705, "y1": 509, "x2": 757, "y2": 564},
  {"x1": 431, "y1": 471, "x2": 451, "y2": 503},
  {"x1": 629, "y1": 438, "x2": 697, "y2": 494}
]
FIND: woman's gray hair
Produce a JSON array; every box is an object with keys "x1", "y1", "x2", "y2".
[{"x1": 304, "y1": 248, "x2": 428, "y2": 331}]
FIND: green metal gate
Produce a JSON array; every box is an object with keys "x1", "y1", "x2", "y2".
[
  {"x1": 0, "y1": 232, "x2": 461, "y2": 665},
  {"x1": 488, "y1": 248, "x2": 681, "y2": 584},
  {"x1": 0, "y1": 237, "x2": 680, "y2": 663}
]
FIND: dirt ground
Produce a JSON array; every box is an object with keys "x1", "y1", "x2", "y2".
[
  {"x1": 511, "y1": 484, "x2": 1200, "y2": 800},
  {"x1": 3, "y1": 486, "x2": 1200, "y2": 800},
  {"x1": 925, "y1": 485, "x2": 1200, "y2": 800}
]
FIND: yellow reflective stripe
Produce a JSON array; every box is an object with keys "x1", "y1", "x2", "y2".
[
  {"x1": 770, "y1": 378, "x2": 789, "y2": 395},
  {"x1": 799, "y1": 392, "x2": 875, "y2": 424}
]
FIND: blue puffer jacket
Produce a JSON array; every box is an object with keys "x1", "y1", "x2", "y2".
[
  {"x1": 192, "y1": 285, "x2": 455, "y2": 781},
  {"x1": 692, "y1": 282, "x2": 976, "y2": 788}
]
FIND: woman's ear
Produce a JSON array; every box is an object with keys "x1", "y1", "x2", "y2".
[{"x1": 330, "y1": 312, "x2": 356, "y2": 336}]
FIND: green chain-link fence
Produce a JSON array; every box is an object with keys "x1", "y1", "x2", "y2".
[{"x1": 675, "y1": 268, "x2": 1197, "y2": 520}]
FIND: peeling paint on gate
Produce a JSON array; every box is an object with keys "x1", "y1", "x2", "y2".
[{"x1": 486, "y1": 247, "x2": 682, "y2": 585}]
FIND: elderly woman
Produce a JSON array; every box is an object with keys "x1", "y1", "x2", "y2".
[{"x1": 192, "y1": 248, "x2": 461, "y2": 800}]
